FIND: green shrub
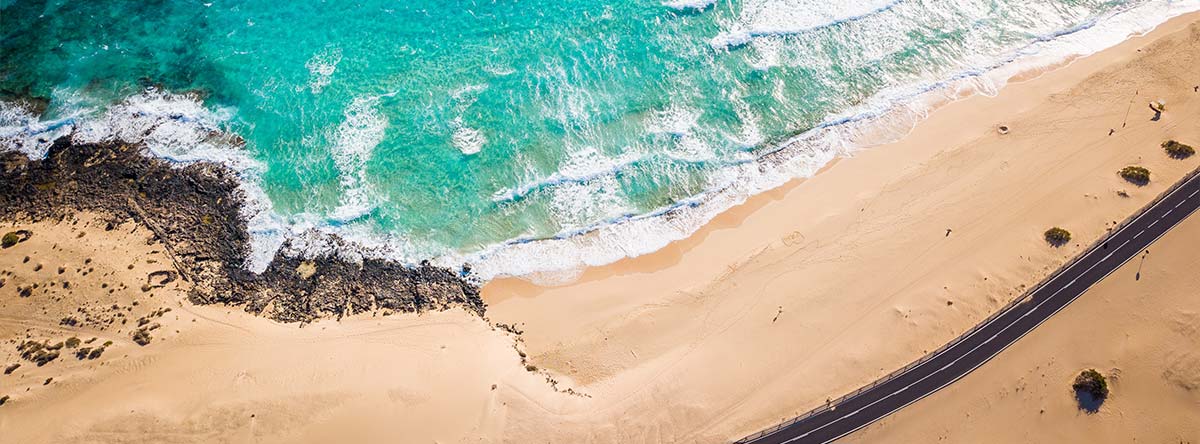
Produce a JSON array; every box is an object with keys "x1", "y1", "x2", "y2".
[
  {"x1": 1119, "y1": 166, "x2": 1151, "y2": 185},
  {"x1": 1044, "y1": 227, "x2": 1071, "y2": 246},
  {"x1": 0, "y1": 395, "x2": 8, "y2": 406},
  {"x1": 1073, "y1": 368, "x2": 1108, "y2": 412},
  {"x1": 1163, "y1": 140, "x2": 1195, "y2": 159},
  {"x1": 1073, "y1": 369, "x2": 1108, "y2": 397},
  {"x1": 65, "y1": 337, "x2": 81, "y2": 348},
  {"x1": 132, "y1": 328, "x2": 152, "y2": 346},
  {"x1": 77, "y1": 346, "x2": 105, "y2": 360},
  {"x1": 1, "y1": 232, "x2": 18, "y2": 249},
  {"x1": 32, "y1": 350, "x2": 59, "y2": 367}
]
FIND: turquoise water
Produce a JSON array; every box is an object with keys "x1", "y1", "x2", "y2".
[{"x1": 2, "y1": 0, "x2": 1195, "y2": 277}]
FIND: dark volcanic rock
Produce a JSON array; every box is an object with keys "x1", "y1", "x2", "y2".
[{"x1": 0, "y1": 139, "x2": 484, "y2": 322}]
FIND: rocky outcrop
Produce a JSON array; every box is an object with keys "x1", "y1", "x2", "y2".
[{"x1": 0, "y1": 138, "x2": 484, "y2": 322}]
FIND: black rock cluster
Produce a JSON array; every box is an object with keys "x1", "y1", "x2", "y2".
[{"x1": 1, "y1": 138, "x2": 484, "y2": 322}]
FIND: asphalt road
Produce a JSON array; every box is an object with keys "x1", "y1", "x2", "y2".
[{"x1": 737, "y1": 169, "x2": 1200, "y2": 444}]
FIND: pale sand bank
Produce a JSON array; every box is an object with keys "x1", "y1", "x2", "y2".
[
  {"x1": 1, "y1": 13, "x2": 1198, "y2": 444},
  {"x1": 0, "y1": 215, "x2": 545, "y2": 444},
  {"x1": 848, "y1": 209, "x2": 1200, "y2": 443}
]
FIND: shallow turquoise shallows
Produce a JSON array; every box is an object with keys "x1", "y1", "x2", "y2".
[{"x1": 1, "y1": 0, "x2": 1186, "y2": 275}]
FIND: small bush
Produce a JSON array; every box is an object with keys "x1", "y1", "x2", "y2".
[
  {"x1": 76, "y1": 346, "x2": 105, "y2": 360},
  {"x1": 1044, "y1": 227, "x2": 1071, "y2": 246},
  {"x1": 1119, "y1": 166, "x2": 1151, "y2": 185},
  {"x1": 1, "y1": 232, "x2": 18, "y2": 248},
  {"x1": 32, "y1": 350, "x2": 59, "y2": 367},
  {"x1": 0, "y1": 395, "x2": 8, "y2": 406},
  {"x1": 65, "y1": 337, "x2": 81, "y2": 348},
  {"x1": 3, "y1": 363, "x2": 18, "y2": 375},
  {"x1": 132, "y1": 328, "x2": 152, "y2": 346},
  {"x1": 1163, "y1": 140, "x2": 1195, "y2": 159},
  {"x1": 1073, "y1": 369, "x2": 1108, "y2": 412}
]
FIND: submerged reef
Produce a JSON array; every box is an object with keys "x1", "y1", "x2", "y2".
[{"x1": 0, "y1": 138, "x2": 484, "y2": 322}]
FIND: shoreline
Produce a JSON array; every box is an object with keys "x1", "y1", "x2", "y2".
[
  {"x1": 449, "y1": 0, "x2": 1200, "y2": 281},
  {"x1": 488, "y1": 10, "x2": 1200, "y2": 295},
  {"x1": 482, "y1": 12, "x2": 1200, "y2": 442},
  {"x1": 5, "y1": 3, "x2": 1196, "y2": 283},
  {"x1": 0, "y1": 139, "x2": 483, "y2": 323}
]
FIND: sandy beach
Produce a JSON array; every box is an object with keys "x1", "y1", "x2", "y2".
[
  {"x1": 482, "y1": 13, "x2": 1200, "y2": 442},
  {"x1": 2, "y1": 11, "x2": 1198, "y2": 444}
]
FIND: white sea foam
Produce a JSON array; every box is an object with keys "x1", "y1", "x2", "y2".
[
  {"x1": 305, "y1": 46, "x2": 343, "y2": 94},
  {"x1": 646, "y1": 104, "x2": 700, "y2": 138},
  {"x1": 451, "y1": 118, "x2": 486, "y2": 155},
  {"x1": 550, "y1": 175, "x2": 633, "y2": 231},
  {"x1": 727, "y1": 92, "x2": 765, "y2": 148},
  {"x1": 449, "y1": 85, "x2": 489, "y2": 155},
  {"x1": 329, "y1": 96, "x2": 387, "y2": 222},
  {"x1": 662, "y1": 0, "x2": 717, "y2": 11},
  {"x1": 0, "y1": 101, "x2": 76, "y2": 159},
  {"x1": 492, "y1": 146, "x2": 645, "y2": 203},
  {"x1": 710, "y1": 0, "x2": 900, "y2": 49}
]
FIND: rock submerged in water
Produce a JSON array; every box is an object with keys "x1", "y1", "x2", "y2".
[{"x1": 0, "y1": 138, "x2": 485, "y2": 322}]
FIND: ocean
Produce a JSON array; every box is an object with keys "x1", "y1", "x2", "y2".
[{"x1": 2, "y1": 0, "x2": 1196, "y2": 280}]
